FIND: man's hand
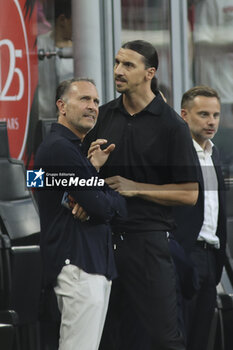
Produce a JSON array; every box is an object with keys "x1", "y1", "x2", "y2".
[
  {"x1": 72, "y1": 202, "x2": 90, "y2": 222},
  {"x1": 88, "y1": 139, "x2": 115, "y2": 170},
  {"x1": 105, "y1": 176, "x2": 137, "y2": 197}
]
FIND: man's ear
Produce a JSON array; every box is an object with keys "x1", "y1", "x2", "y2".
[
  {"x1": 56, "y1": 99, "x2": 66, "y2": 116},
  {"x1": 181, "y1": 108, "x2": 188, "y2": 122},
  {"x1": 146, "y1": 67, "x2": 156, "y2": 81}
]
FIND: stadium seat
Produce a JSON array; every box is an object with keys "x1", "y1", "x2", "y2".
[
  {"x1": 0, "y1": 310, "x2": 20, "y2": 350},
  {"x1": 0, "y1": 324, "x2": 15, "y2": 350},
  {"x1": 0, "y1": 122, "x2": 41, "y2": 350}
]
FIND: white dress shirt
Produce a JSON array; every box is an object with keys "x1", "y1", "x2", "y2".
[{"x1": 193, "y1": 139, "x2": 220, "y2": 248}]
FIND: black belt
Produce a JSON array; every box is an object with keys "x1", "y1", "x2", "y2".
[
  {"x1": 196, "y1": 241, "x2": 216, "y2": 250},
  {"x1": 112, "y1": 231, "x2": 166, "y2": 237}
]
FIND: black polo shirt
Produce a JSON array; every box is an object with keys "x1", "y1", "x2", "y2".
[
  {"x1": 35, "y1": 123, "x2": 127, "y2": 287},
  {"x1": 84, "y1": 92, "x2": 198, "y2": 233}
]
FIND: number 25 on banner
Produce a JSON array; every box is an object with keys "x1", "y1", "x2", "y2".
[{"x1": 0, "y1": 39, "x2": 24, "y2": 101}]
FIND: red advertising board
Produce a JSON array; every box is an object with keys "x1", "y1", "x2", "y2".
[{"x1": 0, "y1": 0, "x2": 38, "y2": 160}]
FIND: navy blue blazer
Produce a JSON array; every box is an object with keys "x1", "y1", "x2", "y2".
[{"x1": 172, "y1": 146, "x2": 227, "y2": 285}]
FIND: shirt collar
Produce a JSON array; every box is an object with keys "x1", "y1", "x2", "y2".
[
  {"x1": 109, "y1": 91, "x2": 164, "y2": 116},
  {"x1": 50, "y1": 122, "x2": 82, "y2": 144},
  {"x1": 193, "y1": 138, "x2": 214, "y2": 156}
]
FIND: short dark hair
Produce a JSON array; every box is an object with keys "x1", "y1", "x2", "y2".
[
  {"x1": 122, "y1": 40, "x2": 159, "y2": 94},
  {"x1": 55, "y1": 78, "x2": 96, "y2": 114},
  {"x1": 55, "y1": 0, "x2": 72, "y2": 19},
  {"x1": 181, "y1": 85, "x2": 221, "y2": 109}
]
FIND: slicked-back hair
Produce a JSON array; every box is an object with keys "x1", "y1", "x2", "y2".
[
  {"x1": 122, "y1": 40, "x2": 159, "y2": 94},
  {"x1": 181, "y1": 85, "x2": 221, "y2": 109},
  {"x1": 122, "y1": 40, "x2": 159, "y2": 70},
  {"x1": 55, "y1": 78, "x2": 96, "y2": 115}
]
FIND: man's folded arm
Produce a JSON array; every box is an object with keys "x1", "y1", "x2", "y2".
[{"x1": 68, "y1": 185, "x2": 127, "y2": 223}]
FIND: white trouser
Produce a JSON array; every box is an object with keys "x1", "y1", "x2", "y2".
[{"x1": 54, "y1": 264, "x2": 111, "y2": 350}]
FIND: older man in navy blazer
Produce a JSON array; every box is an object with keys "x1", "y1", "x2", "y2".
[{"x1": 173, "y1": 85, "x2": 227, "y2": 350}]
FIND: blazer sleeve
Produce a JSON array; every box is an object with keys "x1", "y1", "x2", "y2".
[{"x1": 51, "y1": 139, "x2": 127, "y2": 223}]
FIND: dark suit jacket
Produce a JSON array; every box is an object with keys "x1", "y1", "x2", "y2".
[{"x1": 173, "y1": 146, "x2": 227, "y2": 285}]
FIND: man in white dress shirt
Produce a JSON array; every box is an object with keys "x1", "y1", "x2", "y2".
[{"x1": 173, "y1": 85, "x2": 227, "y2": 350}]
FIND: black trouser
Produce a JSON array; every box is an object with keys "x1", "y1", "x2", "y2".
[
  {"x1": 99, "y1": 231, "x2": 185, "y2": 350},
  {"x1": 184, "y1": 245, "x2": 217, "y2": 350}
]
